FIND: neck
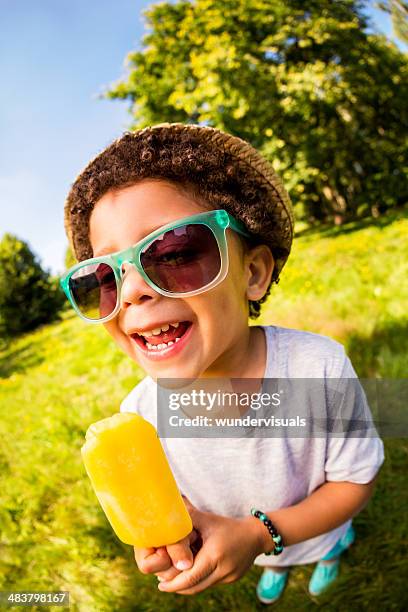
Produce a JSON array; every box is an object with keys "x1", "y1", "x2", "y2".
[{"x1": 202, "y1": 325, "x2": 267, "y2": 380}]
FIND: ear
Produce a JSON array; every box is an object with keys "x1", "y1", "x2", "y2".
[{"x1": 245, "y1": 245, "x2": 274, "y2": 301}]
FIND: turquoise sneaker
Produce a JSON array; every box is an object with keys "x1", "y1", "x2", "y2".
[
  {"x1": 309, "y1": 524, "x2": 355, "y2": 596},
  {"x1": 256, "y1": 568, "x2": 289, "y2": 604},
  {"x1": 308, "y1": 558, "x2": 340, "y2": 596}
]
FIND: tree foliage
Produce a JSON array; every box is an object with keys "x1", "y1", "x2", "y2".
[
  {"x1": 106, "y1": 0, "x2": 408, "y2": 223},
  {"x1": 377, "y1": 0, "x2": 408, "y2": 44},
  {"x1": 65, "y1": 245, "x2": 76, "y2": 271},
  {"x1": 0, "y1": 234, "x2": 65, "y2": 337}
]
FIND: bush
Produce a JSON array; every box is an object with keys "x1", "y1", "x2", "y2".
[{"x1": 0, "y1": 233, "x2": 65, "y2": 338}]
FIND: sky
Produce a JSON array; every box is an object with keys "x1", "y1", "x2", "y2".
[{"x1": 0, "y1": 1, "x2": 404, "y2": 275}]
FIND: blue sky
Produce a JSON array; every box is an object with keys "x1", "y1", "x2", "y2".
[{"x1": 0, "y1": 1, "x2": 404, "y2": 274}]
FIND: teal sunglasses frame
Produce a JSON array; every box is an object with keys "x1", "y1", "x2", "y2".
[{"x1": 60, "y1": 209, "x2": 252, "y2": 323}]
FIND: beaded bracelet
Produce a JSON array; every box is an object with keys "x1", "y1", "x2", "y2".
[{"x1": 250, "y1": 508, "x2": 284, "y2": 556}]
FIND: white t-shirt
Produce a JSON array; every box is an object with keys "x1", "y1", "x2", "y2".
[{"x1": 120, "y1": 325, "x2": 384, "y2": 566}]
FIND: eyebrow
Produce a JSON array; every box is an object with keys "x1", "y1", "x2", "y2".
[
  {"x1": 92, "y1": 221, "x2": 174, "y2": 257},
  {"x1": 93, "y1": 246, "x2": 117, "y2": 257}
]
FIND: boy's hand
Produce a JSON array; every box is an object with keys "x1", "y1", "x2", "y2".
[
  {"x1": 134, "y1": 528, "x2": 200, "y2": 581},
  {"x1": 156, "y1": 497, "x2": 265, "y2": 595}
]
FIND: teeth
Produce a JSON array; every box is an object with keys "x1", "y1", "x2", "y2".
[
  {"x1": 145, "y1": 338, "x2": 177, "y2": 351},
  {"x1": 138, "y1": 321, "x2": 180, "y2": 337}
]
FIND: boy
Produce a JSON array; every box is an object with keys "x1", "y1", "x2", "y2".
[{"x1": 62, "y1": 123, "x2": 384, "y2": 603}]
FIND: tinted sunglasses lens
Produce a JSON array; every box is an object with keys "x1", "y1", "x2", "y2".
[
  {"x1": 141, "y1": 223, "x2": 221, "y2": 293},
  {"x1": 69, "y1": 262, "x2": 118, "y2": 320}
]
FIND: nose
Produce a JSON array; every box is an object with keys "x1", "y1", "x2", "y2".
[{"x1": 119, "y1": 262, "x2": 158, "y2": 307}]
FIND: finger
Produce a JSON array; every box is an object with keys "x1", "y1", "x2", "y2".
[
  {"x1": 133, "y1": 546, "x2": 155, "y2": 566},
  {"x1": 189, "y1": 528, "x2": 199, "y2": 544},
  {"x1": 182, "y1": 495, "x2": 197, "y2": 516},
  {"x1": 156, "y1": 531, "x2": 199, "y2": 580},
  {"x1": 134, "y1": 546, "x2": 172, "y2": 574},
  {"x1": 166, "y1": 534, "x2": 194, "y2": 570},
  {"x1": 156, "y1": 566, "x2": 181, "y2": 582},
  {"x1": 189, "y1": 528, "x2": 203, "y2": 556},
  {"x1": 157, "y1": 547, "x2": 217, "y2": 593},
  {"x1": 168, "y1": 569, "x2": 220, "y2": 595},
  {"x1": 181, "y1": 496, "x2": 206, "y2": 531},
  {"x1": 174, "y1": 567, "x2": 238, "y2": 593}
]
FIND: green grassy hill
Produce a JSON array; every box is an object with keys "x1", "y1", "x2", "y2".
[{"x1": 1, "y1": 212, "x2": 407, "y2": 611}]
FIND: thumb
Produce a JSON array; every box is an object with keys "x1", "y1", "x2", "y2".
[
  {"x1": 182, "y1": 495, "x2": 205, "y2": 529},
  {"x1": 166, "y1": 533, "x2": 194, "y2": 571}
]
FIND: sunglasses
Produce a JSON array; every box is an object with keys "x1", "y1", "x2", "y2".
[{"x1": 60, "y1": 209, "x2": 252, "y2": 323}]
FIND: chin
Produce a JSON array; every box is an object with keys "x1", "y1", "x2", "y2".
[{"x1": 150, "y1": 365, "x2": 202, "y2": 386}]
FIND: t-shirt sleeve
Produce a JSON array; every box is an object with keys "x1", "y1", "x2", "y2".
[
  {"x1": 119, "y1": 376, "x2": 158, "y2": 428},
  {"x1": 120, "y1": 378, "x2": 148, "y2": 415},
  {"x1": 120, "y1": 389, "x2": 140, "y2": 414},
  {"x1": 324, "y1": 351, "x2": 384, "y2": 484}
]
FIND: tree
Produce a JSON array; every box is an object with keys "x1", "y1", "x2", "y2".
[
  {"x1": 106, "y1": 0, "x2": 408, "y2": 223},
  {"x1": 0, "y1": 234, "x2": 65, "y2": 337},
  {"x1": 377, "y1": 0, "x2": 408, "y2": 45}
]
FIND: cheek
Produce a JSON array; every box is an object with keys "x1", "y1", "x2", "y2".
[
  {"x1": 103, "y1": 320, "x2": 128, "y2": 350},
  {"x1": 103, "y1": 320, "x2": 117, "y2": 338},
  {"x1": 222, "y1": 264, "x2": 249, "y2": 313},
  {"x1": 228, "y1": 245, "x2": 249, "y2": 295},
  {"x1": 201, "y1": 275, "x2": 248, "y2": 323}
]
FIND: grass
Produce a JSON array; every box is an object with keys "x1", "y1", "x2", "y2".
[{"x1": 0, "y1": 211, "x2": 407, "y2": 611}]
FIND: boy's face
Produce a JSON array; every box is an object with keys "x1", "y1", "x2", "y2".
[{"x1": 89, "y1": 180, "x2": 263, "y2": 381}]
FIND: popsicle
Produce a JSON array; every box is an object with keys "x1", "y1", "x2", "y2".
[{"x1": 81, "y1": 412, "x2": 192, "y2": 548}]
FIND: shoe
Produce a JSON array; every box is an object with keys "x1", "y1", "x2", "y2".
[
  {"x1": 341, "y1": 524, "x2": 355, "y2": 549},
  {"x1": 322, "y1": 525, "x2": 355, "y2": 561},
  {"x1": 256, "y1": 568, "x2": 289, "y2": 604},
  {"x1": 308, "y1": 559, "x2": 340, "y2": 596}
]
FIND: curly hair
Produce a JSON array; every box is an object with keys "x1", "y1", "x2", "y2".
[{"x1": 65, "y1": 127, "x2": 292, "y2": 319}]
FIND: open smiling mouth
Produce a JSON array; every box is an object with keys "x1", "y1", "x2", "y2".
[{"x1": 130, "y1": 321, "x2": 193, "y2": 355}]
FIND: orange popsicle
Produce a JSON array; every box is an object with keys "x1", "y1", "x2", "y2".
[{"x1": 81, "y1": 412, "x2": 192, "y2": 547}]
